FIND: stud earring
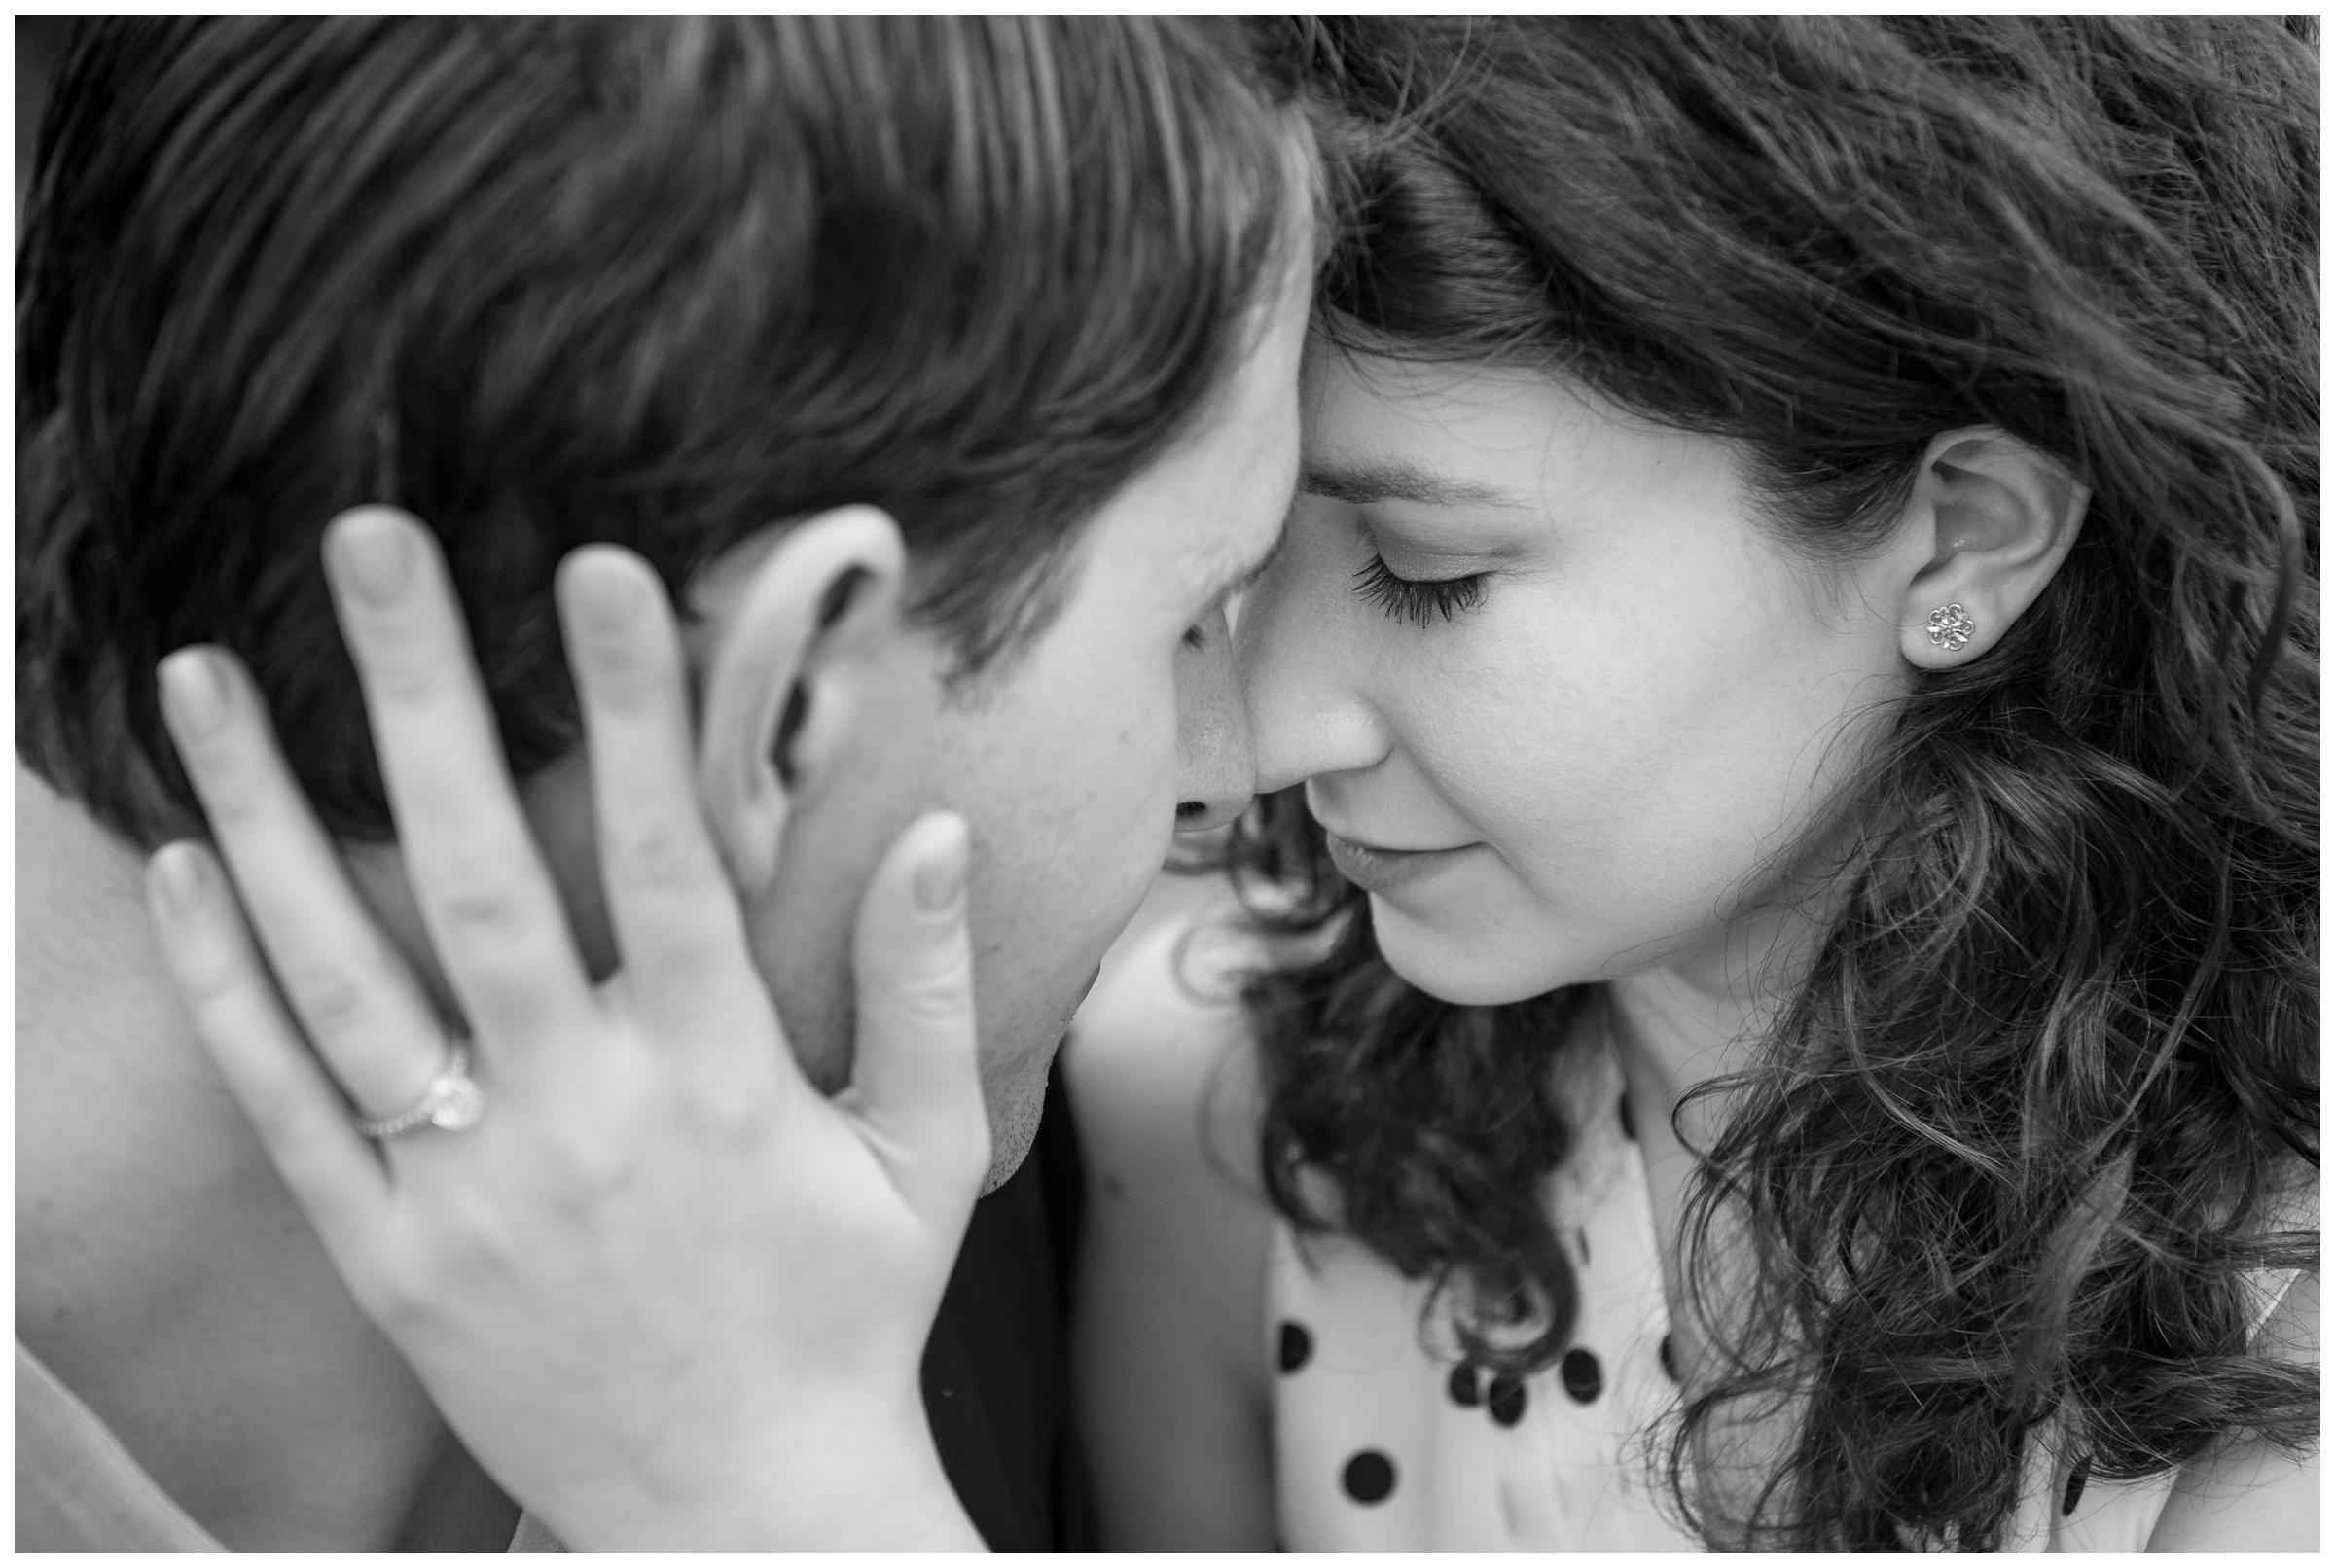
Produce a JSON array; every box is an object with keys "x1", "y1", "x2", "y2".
[{"x1": 1924, "y1": 602, "x2": 1976, "y2": 653}]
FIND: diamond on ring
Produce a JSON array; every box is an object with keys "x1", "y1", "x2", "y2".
[
  {"x1": 1924, "y1": 602, "x2": 1976, "y2": 653},
  {"x1": 355, "y1": 1040, "x2": 486, "y2": 1140}
]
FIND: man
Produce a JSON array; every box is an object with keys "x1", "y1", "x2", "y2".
[{"x1": 18, "y1": 17, "x2": 1311, "y2": 1550}]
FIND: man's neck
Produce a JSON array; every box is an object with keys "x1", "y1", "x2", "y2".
[{"x1": 16, "y1": 766, "x2": 506, "y2": 1550}]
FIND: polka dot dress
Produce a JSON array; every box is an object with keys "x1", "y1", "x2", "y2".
[
  {"x1": 1263, "y1": 1028, "x2": 2239, "y2": 1552},
  {"x1": 1266, "y1": 1030, "x2": 1698, "y2": 1552}
]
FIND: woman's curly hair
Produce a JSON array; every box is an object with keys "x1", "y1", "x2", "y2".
[{"x1": 1236, "y1": 16, "x2": 2317, "y2": 1549}]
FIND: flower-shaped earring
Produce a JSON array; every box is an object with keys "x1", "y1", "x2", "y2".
[{"x1": 1924, "y1": 602, "x2": 1976, "y2": 653}]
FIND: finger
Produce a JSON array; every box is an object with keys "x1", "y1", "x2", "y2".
[
  {"x1": 157, "y1": 646, "x2": 469, "y2": 1121},
  {"x1": 144, "y1": 840, "x2": 393, "y2": 1249},
  {"x1": 320, "y1": 508, "x2": 597, "y2": 1060},
  {"x1": 557, "y1": 548, "x2": 760, "y2": 1047},
  {"x1": 841, "y1": 812, "x2": 989, "y2": 1217}
]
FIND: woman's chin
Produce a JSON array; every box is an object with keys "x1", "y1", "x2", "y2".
[{"x1": 1368, "y1": 896, "x2": 1579, "y2": 1007}]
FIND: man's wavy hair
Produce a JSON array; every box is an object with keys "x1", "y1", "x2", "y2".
[
  {"x1": 19, "y1": 16, "x2": 1303, "y2": 849},
  {"x1": 1236, "y1": 16, "x2": 2317, "y2": 1550}
]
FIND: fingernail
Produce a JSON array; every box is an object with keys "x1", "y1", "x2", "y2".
[
  {"x1": 158, "y1": 650, "x2": 229, "y2": 736},
  {"x1": 568, "y1": 553, "x2": 642, "y2": 633},
  {"x1": 334, "y1": 512, "x2": 413, "y2": 606},
  {"x1": 912, "y1": 817, "x2": 969, "y2": 915},
  {"x1": 149, "y1": 842, "x2": 209, "y2": 915}
]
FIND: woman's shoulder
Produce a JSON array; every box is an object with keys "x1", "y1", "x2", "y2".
[
  {"x1": 2142, "y1": 1267, "x2": 2318, "y2": 1551},
  {"x1": 1065, "y1": 873, "x2": 1271, "y2": 1195},
  {"x1": 1065, "y1": 874, "x2": 1287, "y2": 1548}
]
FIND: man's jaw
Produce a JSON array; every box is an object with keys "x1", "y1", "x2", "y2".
[
  {"x1": 970, "y1": 961, "x2": 1105, "y2": 1194},
  {"x1": 978, "y1": 1054, "x2": 1053, "y2": 1195}
]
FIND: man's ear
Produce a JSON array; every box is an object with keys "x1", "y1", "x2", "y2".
[
  {"x1": 692, "y1": 506, "x2": 909, "y2": 898},
  {"x1": 1894, "y1": 429, "x2": 2089, "y2": 668}
]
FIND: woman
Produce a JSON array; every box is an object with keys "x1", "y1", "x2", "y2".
[
  {"x1": 1072, "y1": 15, "x2": 2317, "y2": 1552},
  {"x1": 146, "y1": 14, "x2": 2315, "y2": 1552}
]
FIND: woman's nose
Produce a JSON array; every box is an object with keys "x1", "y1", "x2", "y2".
[
  {"x1": 1172, "y1": 608, "x2": 1256, "y2": 835},
  {"x1": 1234, "y1": 533, "x2": 1390, "y2": 797}
]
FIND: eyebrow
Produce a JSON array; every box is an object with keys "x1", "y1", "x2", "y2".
[{"x1": 1300, "y1": 459, "x2": 1528, "y2": 510}]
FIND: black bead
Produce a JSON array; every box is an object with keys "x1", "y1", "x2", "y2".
[
  {"x1": 2062, "y1": 1455, "x2": 2091, "y2": 1517},
  {"x1": 1488, "y1": 1373, "x2": 1528, "y2": 1428},
  {"x1": 1561, "y1": 1347, "x2": 1603, "y2": 1404},
  {"x1": 1447, "y1": 1363, "x2": 1482, "y2": 1408},
  {"x1": 1658, "y1": 1333, "x2": 1679, "y2": 1383},
  {"x1": 1277, "y1": 1320, "x2": 1312, "y2": 1374},
  {"x1": 1342, "y1": 1450, "x2": 1397, "y2": 1505}
]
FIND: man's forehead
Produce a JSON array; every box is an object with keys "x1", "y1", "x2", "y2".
[
  {"x1": 1140, "y1": 207, "x2": 1313, "y2": 595},
  {"x1": 1183, "y1": 514, "x2": 1268, "y2": 583},
  {"x1": 1177, "y1": 479, "x2": 1295, "y2": 612}
]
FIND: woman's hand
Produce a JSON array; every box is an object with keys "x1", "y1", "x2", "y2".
[{"x1": 140, "y1": 507, "x2": 988, "y2": 1550}]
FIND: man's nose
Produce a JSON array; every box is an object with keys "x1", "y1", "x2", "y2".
[{"x1": 1173, "y1": 610, "x2": 1257, "y2": 835}]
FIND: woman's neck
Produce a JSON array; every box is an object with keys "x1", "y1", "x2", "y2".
[
  {"x1": 1602, "y1": 887, "x2": 1827, "y2": 1136},
  {"x1": 1597, "y1": 893, "x2": 1835, "y2": 1543}
]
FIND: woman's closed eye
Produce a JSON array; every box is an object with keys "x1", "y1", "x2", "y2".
[{"x1": 1352, "y1": 552, "x2": 1488, "y2": 627}]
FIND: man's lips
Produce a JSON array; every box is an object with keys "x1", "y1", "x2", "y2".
[{"x1": 1320, "y1": 830, "x2": 1474, "y2": 893}]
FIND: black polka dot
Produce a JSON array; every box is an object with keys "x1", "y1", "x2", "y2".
[
  {"x1": 1658, "y1": 1333, "x2": 1680, "y2": 1383},
  {"x1": 1617, "y1": 1093, "x2": 1636, "y2": 1141},
  {"x1": 1561, "y1": 1347, "x2": 1604, "y2": 1403},
  {"x1": 2061, "y1": 1455, "x2": 2091, "y2": 1517},
  {"x1": 1277, "y1": 1320, "x2": 1312, "y2": 1374},
  {"x1": 1342, "y1": 1450, "x2": 1397, "y2": 1505},
  {"x1": 1447, "y1": 1364, "x2": 1481, "y2": 1408},
  {"x1": 1488, "y1": 1373, "x2": 1528, "y2": 1428}
]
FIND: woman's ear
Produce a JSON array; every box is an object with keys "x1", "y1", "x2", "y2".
[
  {"x1": 1895, "y1": 429, "x2": 2089, "y2": 668},
  {"x1": 691, "y1": 506, "x2": 908, "y2": 898}
]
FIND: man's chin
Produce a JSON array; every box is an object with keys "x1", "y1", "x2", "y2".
[
  {"x1": 976, "y1": 1051, "x2": 1055, "y2": 1195},
  {"x1": 976, "y1": 974, "x2": 1102, "y2": 1194}
]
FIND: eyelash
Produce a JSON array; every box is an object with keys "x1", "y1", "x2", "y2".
[{"x1": 1352, "y1": 553, "x2": 1489, "y2": 626}]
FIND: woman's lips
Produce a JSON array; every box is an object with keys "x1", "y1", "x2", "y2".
[{"x1": 1322, "y1": 831, "x2": 1474, "y2": 893}]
